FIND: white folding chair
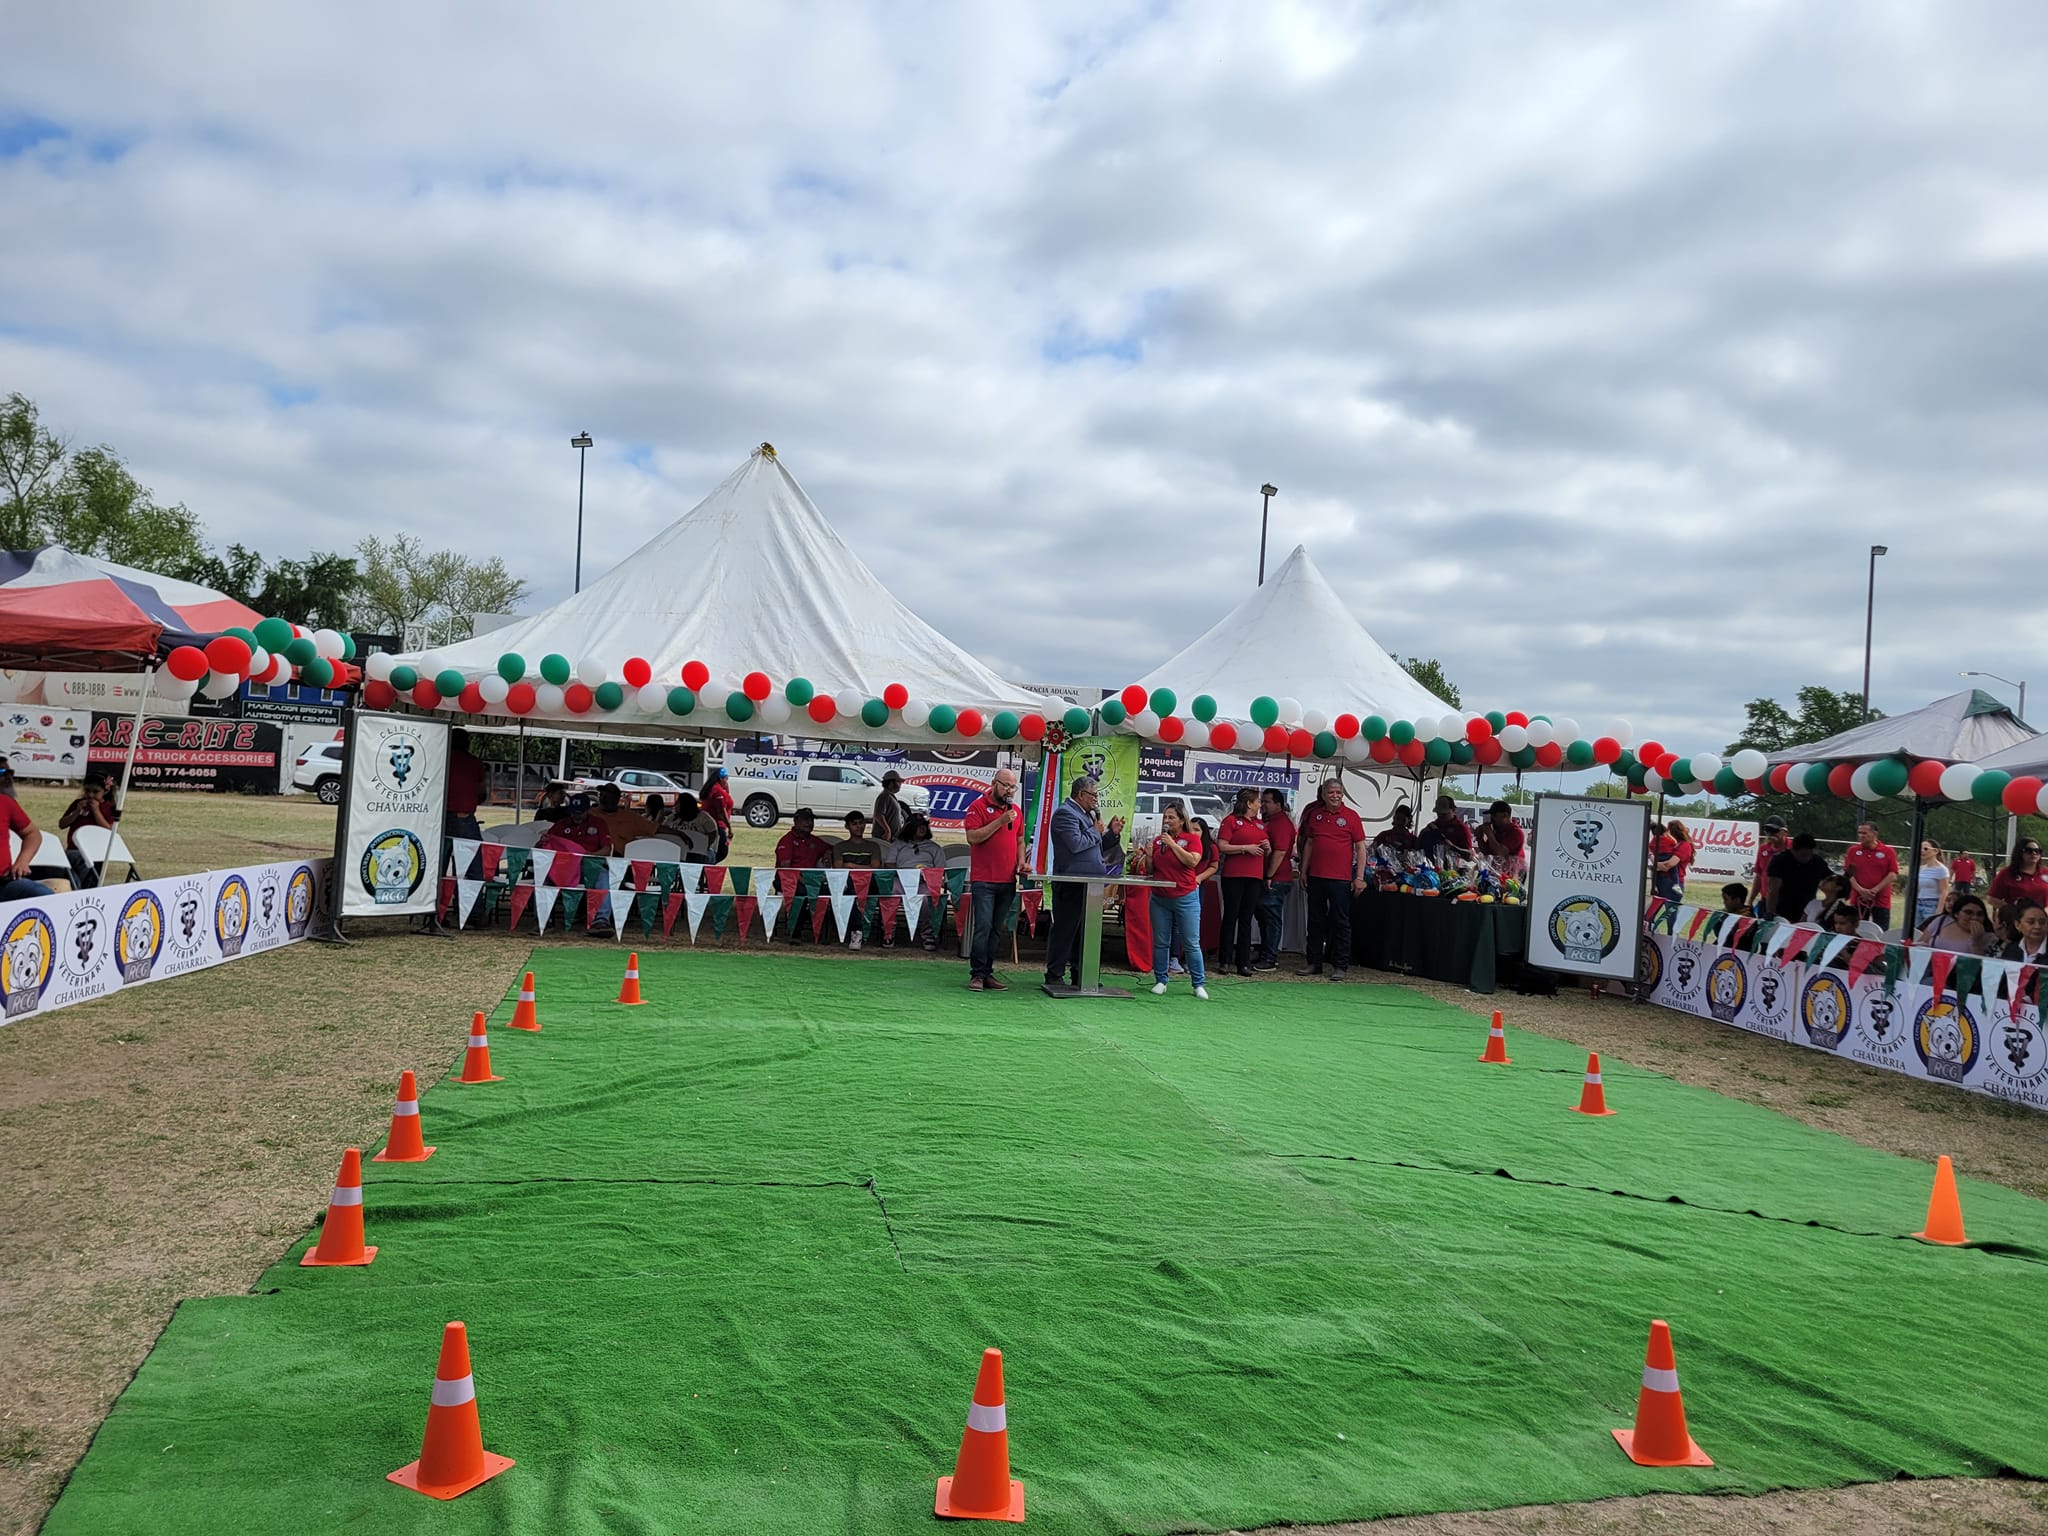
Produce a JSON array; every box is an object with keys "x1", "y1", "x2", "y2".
[
  {"x1": 70, "y1": 824, "x2": 140, "y2": 882},
  {"x1": 488, "y1": 823, "x2": 547, "y2": 849}
]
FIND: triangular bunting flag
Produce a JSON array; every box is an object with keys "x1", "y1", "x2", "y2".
[
  {"x1": 534, "y1": 879, "x2": 560, "y2": 930},
  {"x1": 2014, "y1": 964, "x2": 2037, "y2": 1020},
  {"x1": 900, "y1": 889, "x2": 924, "y2": 939},
  {"x1": 848, "y1": 869, "x2": 872, "y2": 900},
  {"x1": 630, "y1": 858, "x2": 655, "y2": 891},
  {"x1": 1816, "y1": 933, "x2": 1853, "y2": 971},
  {"x1": 529, "y1": 847, "x2": 556, "y2": 887},
  {"x1": 728, "y1": 866, "x2": 753, "y2": 896},
  {"x1": 507, "y1": 881, "x2": 533, "y2": 931},
  {"x1": 560, "y1": 887, "x2": 585, "y2": 929},
  {"x1": 636, "y1": 890, "x2": 658, "y2": 937},
  {"x1": 878, "y1": 894, "x2": 901, "y2": 940},
  {"x1": 662, "y1": 891, "x2": 684, "y2": 937},
  {"x1": 923, "y1": 867, "x2": 946, "y2": 899},
  {"x1": 457, "y1": 878, "x2": 484, "y2": 928},
  {"x1": 1022, "y1": 885, "x2": 1044, "y2": 926},
  {"x1": 479, "y1": 842, "x2": 503, "y2": 881},
  {"x1": 450, "y1": 838, "x2": 479, "y2": 878},
  {"x1": 756, "y1": 892, "x2": 783, "y2": 939},
  {"x1": 1682, "y1": 906, "x2": 1711, "y2": 942},
  {"x1": 1904, "y1": 943, "x2": 1934, "y2": 988},
  {"x1": 709, "y1": 893, "x2": 733, "y2": 937},
  {"x1": 607, "y1": 857, "x2": 631, "y2": 894},
  {"x1": 823, "y1": 868, "x2": 850, "y2": 897},
  {"x1": 1981, "y1": 956, "x2": 2012, "y2": 1015},
  {"x1": 777, "y1": 869, "x2": 800, "y2": 899},
  {"x1": 1723, "y1": 916, "x2": 1754, "y2": 951},
  {"x1": 733, "y1": 894, "x2": 758, "y2": 939},
  {"x1": 753, "y1": 867, "x2": 776, "y2": 898},
  {"x1": 810, "y1": 891, "x2": 831, "y2": 937},
  {"x1": 701, "y1": 865, "x2": 727, "y2": 895},
  {"x1": 830, "y1": 894, "x2": 855, "y2": 936},
  {"x1": 502, "y1": 846, "x2": 529, "y2": 883},
  {"x1": 872, "y1": 868, "x2": 897, "y2": 896},
  {"x1": 1928, "y1": 949, "x2": 1955, "y2": 1001},
  {"x1": 437, "y1": 877, "x2": 457, "y2": 920},
  {"x1": 1844, "y1": 939, "x2": 1886, "y2": 985},
  {"x1": 1645, "y1": 895, "x2": 1669, "y2": 926}
]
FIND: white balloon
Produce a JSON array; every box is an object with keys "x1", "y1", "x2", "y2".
[
  {"x1": 1526, "y1": 719, "x2": 1555, "y2": 748},
  {"x1": 1341, "y1": 734, "x2": 1369, "y2": 764},
  {"x1": 1938, "y1": 762, "x2": 1980, "y2": 801},
  {"x1": 478, "y1": 674, "x2": 511, "y2": 706},
  {"x1": 2033, "y1": 781, "x2": 2048, "y2": 817},
  {"x1": 757, "y1": 693, "x2": 792, "y2": 725},
  {"x1": 1610, "y1": 719, "x2": 1634, "y2": 748},
  {"x1": 1276, "y1": 696, "x2": 1303, "y2": 727},
  {"x1": 1133, "y1": 709, "x2": 1160, "y2": 736},
  {"x1": 576, "y1": 656, "x2": 608, "y2": 687},
  {"x1": 535, "y1": 682, "x2": 565, "y2": 714},
  {"x1": 1849, "y1": 762, "x2": 1879, "y2": 801},
  {"x1": 201, "y1": 668, "x2": 240, "y2": 699},
  {"x1": 156, "y1": 671, "x2": 198, "y2": 700},
  {"x1": 1553, "y1": 718, "x2": 1580, "y2": 744},
  {"x1": 627, "y1": 681, "x2": 660, "y2": 712},
  {"x1": 901, "y1": 701, "x2": 931, "y2": 729},
  {"x1": 834, "y1": 689, "x2": 863, "y2": 719},
  {"x1": 1302, "y1": 708, "x2": 1329, "y2": 734},
  {"x1": 418, "y1": 651, "x2": 446, "y2": 677},
  {"x1": 1692, "y1": 752, "x2": 1723, "y2": 781},
  {"x1": 1498, "y1": 723, "x2": 1528, "y2": 752},
  {"x1": 312, "y1": 628, "x2": 344, "y2": 660},
  {"x1": 246, "y1": 646, "x2": 270, "y2": 678},
  {"x1": 1415, "y1": 716, "x2": 1440, "y2": 743},
  {"x1": 1730, "y1": 748, "x2": 1767, "y2": 781},
  {"x1": 1182, "y1": 719, "x2": 1210, "y2": 750},
  {"x1": 364, "y1": 651, "x2": 396, "y2": 683}
]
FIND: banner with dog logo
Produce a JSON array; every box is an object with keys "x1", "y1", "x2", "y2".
[
  {"x1": 0, "y1": 856, "x2": 331, "y2": 1026},
  {"x1": 339, "y1": 711, "x2": 449, "y2": 919},
  {"x1": 1525, "y1": 794, "x2": 1653, "y2": 984}
]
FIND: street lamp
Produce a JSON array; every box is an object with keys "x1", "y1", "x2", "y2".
[
  {"x1": 1257, "y1": 483, "x2": 1278, "y2": 585},
  {"x1": 1860, "y1": 544, "x2": 1887, "y2": 722},
  {"x1": 570, "y1": 432, "x2": 595, "y2": 593},
  {"x1": 1961, "y1": 669, "x2": 2028, "y2": 725}
]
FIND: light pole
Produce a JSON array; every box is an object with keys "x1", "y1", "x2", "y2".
[
  {"x1": 1963, "y1": 670, "x2": 2029, "y2": 856},
  {"x1": 1257, "y1": 483, "x2": 1278, "y2": 585},
  {"x1": 571, "y1": 432, "x2": 594, "y2": 593},
  {"x1": 1860, "y1": 544, "x2": 1886, "y2": 722}
]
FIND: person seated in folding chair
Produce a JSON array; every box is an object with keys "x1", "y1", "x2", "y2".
[
  {"x1": 892, "y1": 813, "x2": 948, "y2": 950},
  {"x1": 828, "y1": 811, "x2": 884, "y2": 949},
  {"x1": 536, "y1": 792, "x2": 614, "y2": 934},
  {"x1": 775, "y1": 808, "x2": 832, "y2": 943},
  {"x1": 59, "y1": 772, "x2": 119, "y2": 889}
]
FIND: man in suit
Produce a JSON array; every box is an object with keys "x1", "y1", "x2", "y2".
[{"x1": 1043, "y1": 773, "x2": 1125, "y2": 990}]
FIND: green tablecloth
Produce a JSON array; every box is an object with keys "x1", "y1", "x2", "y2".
[{"x1": 1350, "y1": 890, "x2": 1530, "y2": 994}]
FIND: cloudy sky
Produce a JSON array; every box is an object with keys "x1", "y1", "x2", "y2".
[{"x1": 4, "y1": 1, "x2": 2045, "y2": 747}]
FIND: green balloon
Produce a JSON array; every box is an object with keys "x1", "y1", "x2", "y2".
[
  {"x1": 1972, "y1": 769, "x2": 2010, "y2": 806},
  {"x1": 1424, "y1": 738, "x2": 1451, "y2": 766},
  {"x1": 1362, "y1": 715, "x2": 1387, "y2": 742},
  {"x1": 785, "y1": 677, "x2": 815, "y2": 705},
  {"x1": 302, "y1": 656, "x2": 335, "y2": 689},
  {"x1": 1670, "y1": 757, "x2": 1694, "y2": 784},
  {"x1": 929, "y1": 704, "x2": 958, "y2": 733},
  {"x1": 434, "y1": 668, "x2": 465, "y2": 697},
  {"x1": 1510, "y1": 746, "x2": 1538, "y2": 770},
  {"x1": 1714, "y1": 766, "x2": 1744, "y2": 796},
  {"x1": 1450, "y1": 741, "x2": 1474, "y2": 766},
  {"x1": 1389, "y1": 719, "x2": 1416, "y2": 746},
  {"x1": 992, "y1": 710, "x2": 1020, "y2": 740},
  {"x1": 341, "y1": 633, "x2": 356, "y2": 660},
  {"x1": 1868, "y1": 758, "x2": 1909, "y2": 798},
  {"x1": 1627, "y1": 764, "x2": 1648, "y2": 789},
  {"x1": 594, "y1": 681, "x2": 625, "y2": 711},
  {"x1": 496, "y1": 652, "x2": 525, "y2": 683},
  {"x1": 666, "y1": 687, "x2": 696, "y2": 716},
  {"x1": 1149, "y1": 687, "x2": 1177, "y2": 717},
  {"x1": 284, "y1": 635, "x2": 318, "y2": 667},
  {"x1": 862, "y1": 698, "x2": 890, "y2": 729},
  {"x1": 1565, "y1": 739, "x2": 1595, "y2": 768},
  {"x1": 1099, "y1": 699, "x2": 1127, "y2": 726},
  {"x1": 1313, "y1": 730, "x2": 1339, "y2": 758},
  {"x1": 225, "y1": 625, "x2": 259, "y2": 648},
  {"x1": 1191, "y1": 694, "x2": 1217, "y2": 723},
  {"x1": 1485, "y1": 710, "x2": 1506, "y2": 732},
  {"x1": 253, "y1": 617, "x2": 293, "y2": 652},
  {"x1": 1062, "y1": 706, "x2": 1090, "y2": 736},
  {"x1": 724, "y1": 691, "x2": 754, "y2": 722},
  {"x1": 389, "y1": 664, "x2": 417, "y2": 691},
  {"x1": 1803, "y1": 762, "x2": 1832, "y2": 796},
  {"x1": 540, "y1": 653, "x2": 572, "y2": 686},
  {"x1": 1250, "y1": 696, "x2": 1279, "y2": 729},
  {"x1": 1662, "y1": 774, "x2": 1686, "y2": 795},
  {"x1": 1617, "y1": 750, "x2": 1639, "y2": 773}
]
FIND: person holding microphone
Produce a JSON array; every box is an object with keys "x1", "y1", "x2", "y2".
[{"x1": 962, "y1": 768, "x2": 1027, "y2": 992}]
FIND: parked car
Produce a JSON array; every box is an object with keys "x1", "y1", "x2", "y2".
[
  {"x1": 563, "y1": 766, "x2": 695, "y2": 807},
  {"x1": 293, "y1": 740, "x2": 346, "y2": 804},
  {"x1": 726, "y1": 758, "x2": 932, "y2": 829},
  {"x1": 1129, "y1": 790, "x2": 1231, "y2": 843}
]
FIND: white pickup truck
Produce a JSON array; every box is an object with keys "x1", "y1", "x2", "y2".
[{"x1": 724, "y1": 755, "x2": 931, "y2": 829}]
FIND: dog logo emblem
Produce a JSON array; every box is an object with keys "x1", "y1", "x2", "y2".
[
  {"x1": 0, "y1": 907, "x2": 55, "y2": 1018},
  {"x1": 115, "y1": 891, "x2": 165, "y2": 983},
  {"x1": 1706, "y1": 953, "x2": 1748, "y2": 1022},
  {"x1": 1800, "y1": 973, "x2": 1852, "y2": 1050},
  {"x1": 286, "y1": 865, "x2": 316, "y2": 938},
  {"x1": 359, "y1": 830, "x2": 426, "y2": 905},
  {"x1": 214, "y1": 875, "x2": 251, "y2": 957},
  {"x1": 1547, "y1": 895, "x2": 1620, "y2": 964},
  {"x1": 1913, "y1": 997, "x2": 1980, "y2": 1084}
]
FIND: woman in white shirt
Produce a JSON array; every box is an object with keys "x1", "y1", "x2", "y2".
[
  {"x1": 1921, "y1": 893, "x2": 1996, "y2": 955},
  {"x1": 890, "y1": 814, "x2": 948, "y2": 950},
  {"x1": 1914, "y1": 841, "x2": 1950, "y2": 931}
]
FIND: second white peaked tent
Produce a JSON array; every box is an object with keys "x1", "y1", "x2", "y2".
[
  {"x1": 1128, "y1": 545, "x2": 1455, "y2": 730},
  {"x1": 395, "y1": 444, "x2": 1043, "y2": 744}
]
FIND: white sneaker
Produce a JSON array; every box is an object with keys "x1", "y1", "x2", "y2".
[
  {"x1": 1151, "y1": 981, "x2": 1168, "y2": 995},
  {"x1": 1194, "y1": 985, "x2": 1209, "y2": 1000},
  {"x1": 848, "y1": 931, "x2": 863, "y2": 950}
]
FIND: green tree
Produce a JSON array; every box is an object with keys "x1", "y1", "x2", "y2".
[
  {"x1": 1, "y1": 392, "x2": 68, "y2": 546},
  {"x1": 173, "y1": 542, "x2": 267, "y2": 605},
  {"x1": 256, "y1": 551, "x2": 359, "y2": 630},
  {"x1": 354, "y1": 533, "x2": 528, "y2": 643},
  {"x1": 1399, "y1": 655, "x2": 1461, "y2": 710},
  {"x1": 48, "y1": 445, "x2": 209, "y2": 571},
  {"x1": 1725, "y1": 685, "x2": 1874, "y2": 756}
]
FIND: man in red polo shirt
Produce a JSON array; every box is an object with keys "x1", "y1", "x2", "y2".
[
  {"x1": 1295, "y1": 778, "x2": 1367, "y2": 980},
  {"x1": 1255, "y1": 787, "x2": 1296, "y2": 970},
  {"x1": 1748, "y1": 816, "x2": 1790, "y2": 912},
  {"x1": 962, "y1": 769, "x2": 1025, "y2": 991},
  {"x1": 775, "y1": 808, "x2": 832, "y2": 943},
  {"x1": 1842, "y1": 820, "x2": 1900, "y2": 932}
]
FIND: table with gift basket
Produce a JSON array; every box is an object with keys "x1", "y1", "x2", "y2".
[{"x1": 1350, "y1": 840, "x2": 1532, "y2": 994}]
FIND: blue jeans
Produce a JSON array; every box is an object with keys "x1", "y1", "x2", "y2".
[
  {"x1": 969, "y1": 880, "x2": 1014, "y2": 980},
  {"x1": 1152, "y1": 890, "x2": 1205, "y2": 986},
  {"x1": 1257, "y1": 880, "x2": 1292, "y2": 962},
  {"x1": 1, "y1": 877, "x2": 54, "y2": 903}
]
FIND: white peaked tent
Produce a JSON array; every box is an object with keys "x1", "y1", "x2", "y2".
[
  {"x1": 1128, "y1": 545, "x2": 1456, "y2": 731},
  {"x1": 389, "y1": 445, "x2": 1042, "y2": 744}
]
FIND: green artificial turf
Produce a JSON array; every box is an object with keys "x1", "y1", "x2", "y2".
[{"x1": 44, "y1": 950, "x2": 2048, "y2": 1535}]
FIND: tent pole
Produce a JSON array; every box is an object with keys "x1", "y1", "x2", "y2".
[
  {"x1": 1901, "y1": 798, "x2": 1928, "y2": 942},
  {"x1": 514, "y1": 720, "x2": 526, "y2": 827},
  {"x1": 98, "y1": 662, "x2": 156, "y2": 883}
]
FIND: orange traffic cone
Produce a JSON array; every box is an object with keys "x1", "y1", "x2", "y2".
[
  {"x1": 508, "y1": 972, "x2": 541, "y2": 1031},
  {"x1": 1913, "y1": 1155, "x2": 1967, "y2": 1245},
  {"x1": 935, "y1": 1347, "x2": 1025, "y2": 1523},
  {"x1": 301, "y1": 1147, "x2": 376, "y2": 1266},
  {"x1": 457, "y1": 1012, "x2": 501, "y2": 1084},
  {"x1": 1612, "y1": 1320, "x2": 1712, "y2": 1467},
  {"x1": 617, "y1": 952, "x2": 645, "y2": 1006},
  {"x1": 372, "y1": 1070, "x2": 436, "y2": 1162},
  {"x1": 388, "y1": 1321, "x2": 515, "y2": 1499},
  {"x1": 1479, "y1": 1010, "x2": 1511, "y2": 1064},
  {"x1": 1570, "y1": 1052, "x2": 1615, "y2": 1116}
]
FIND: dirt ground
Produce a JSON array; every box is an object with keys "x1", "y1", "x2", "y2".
[{"x1": 2, "y1": 919, "x2": 2045, "y2": 1534}]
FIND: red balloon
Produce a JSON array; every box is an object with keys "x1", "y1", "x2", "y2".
[
  {"x1": 1534, "y1": 742, "x2": 1564, "y2": 769},
  {"x1": 1120, "y1": 684, "x2": 1148, "y2": 713},
  {"x1": 1209, "y1": 720, "x2": 1239, "y2": 751},
  {"x1": 1288, "y1": 727, "x2": 1314, "y2": 758},
  {"x1": 166, "y1": 644, "x2": 209, "y2": 681},
  {"x1": 563, "y1": 683, "x2": 594, "y2": 713},
  {"x1": 1262, "y1": 724, "x2": 1291, "y2": 754},
  {"x1": 681, "y1": 659, "x2": 710, "y2": 691},
  {"x1": 1587, "y1": 736, "x2": 1616, "y2": 764},
  {"x1": 956, "y1": 709, "x2": 984, "y2": 737},
  {"x1": 458, "y1": 682, "x2": 485, "y2": 713},
  {"x1": 1333, "y1": 713, "x2": 1360, "y2": 740},
  {"x1": 1475, "y1": 739, "x2": 1503, "y2": 766},
  {"x1": 1827, "y1": 763, "x2": 1856, "y2": 798},
  {"x1": 1767, "y1": 764, "x2": 1792, "y2": 794},
  {"x1": 882, "y1": 683, "x2": 909, "y2": 710},
  {"x1": 1158, "y1": 715, "x2": 1185, "y2": 743},
  {"x1": 1908, "y1": 759, "x2": 1947, "y2": 798},
  {"x1": 1504, "y1": 710, "x2": 1529, "y2": 728},
  {"x1": 411, "y1": 679, "x2": 441, "y2": 710},
  {"x1": 622, "y1": 657, "x2": 652, "y2": 688},
  {"x1": 2004, "y1": 776, "x2": 2043, "y2": 815},
  {"x1": 1368, "y1": 736, "x2": 1397, "y2": 764},
  {"x1": 807, "y1": 696, "x2": 837, "y2": 724},
  {"x1": 363, "y1": 679, "x2": 396, "y2": 710},
  {"x1": 1397, "y1": 739, "x2": 1427, "y2": 767},
  {"x1": 1465, "y1": 716, "x2": 1493, "y2": 744},
  {"x1": 205, "y1": 635, "x2": 252, "y2": 675},
  {"x1": 506, "y1": 681, "x2": 536, "y2": 714},
  {"x1": 1019, "y1": 713, "x2": 1045, "y2": 742},
  {"x1": 1638, "y1": 740, "x2": 1664, "y2": 767},
  {"x1": 1744, "y1": 776, "x2": 1766, "y2": 794},
  {"x1": 742, "y1": 671, "x2": 772, "y2": 702}
]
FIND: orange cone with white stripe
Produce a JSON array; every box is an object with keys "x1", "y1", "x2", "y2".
[
  {"x1": 301, "y1": 1147, "x2": 376, "y2": 1266},
  {"x1": 1612, "y1": 1320, "x2": 1712, "y2": 1467},
  {"x1": 935, "y1": 1347, "x2": 1024, "y2": 1522},
  {"x1": 388, "y1": 1321, "x2": 515, "y2": 1499},
  {"x1": 617, "y1": 952, "x2": 645, "y2": 1006},
  {"x1": 1913, "y1": 1155, "x2": 1967, "y2": 1245},
  {"x1": 1570, "y1": 1052, "x2": 1615, "y2": 1116},
  {"x1": 1479, "y1": 1010, "x2": 1511, "y2": 1064},
  {"x1": 457, "y1": 1012, "x2": 501, "y2": 1084},
  {"x1": 372, "y1": 1070, "x2": 435, "y2": 1162},
  {"x1": 508, "y1": 972, "x2": 541, "y2": 1031}
]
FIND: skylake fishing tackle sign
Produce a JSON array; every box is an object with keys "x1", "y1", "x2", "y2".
[
  {"x1": 338, "y1": 712, "x2": 448, "y2": 919},
  {"x1": 1525, "y1": 794, "x2": 1652, "y2": 984}
]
